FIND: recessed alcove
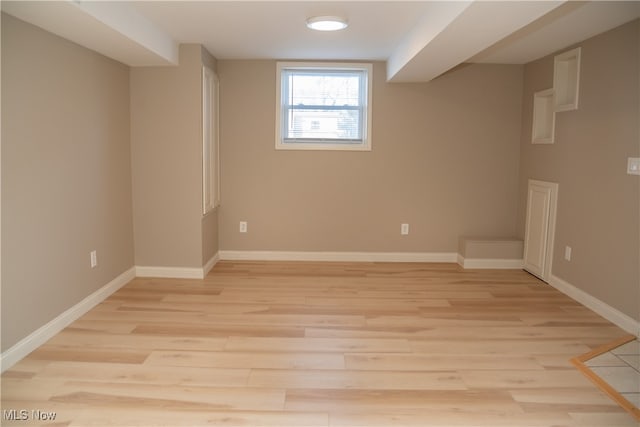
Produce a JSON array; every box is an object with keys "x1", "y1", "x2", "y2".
[
  {"x1": 532, "y1": 88, "x2": 556, "y2": 144},
  {"x1": 530, "y1": 47, "x2": 581, "y2": 144},
  {"x1": 554, "y1": 47, "x2": 581, "y2": 112}
]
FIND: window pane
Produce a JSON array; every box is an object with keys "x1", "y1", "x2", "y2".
[
  {"x1": 283, "y1": 69, "x2": 364, "y2": 142},
  {"x1": 285, "y1": 107, "x2": 361, "y2": 141},
  {"x1": 288, "y1": 72, "x2": 362, "y2": 107}
]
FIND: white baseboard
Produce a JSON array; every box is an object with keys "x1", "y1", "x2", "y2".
[
  {"x1": 136, "y1": 252, "x2": 220, "y2": 279},
  {"x1": 135, "y1": 265, "x2": 204, "y2": 279},
  {"x1": 219, "y1": 250, "x2": 458, "y2": 263},
  {"x1": 457, "y1": 254, "x2": 524, "y2": 269},
  {"x1": 1, "y1": 266, "x2": 136, "y2": 373},
  {"x1": 549, "y1": 274, "x2": 640, "y2": 337},
  {"x1": 203, "y1": 252, "x2": 220, "y2": 277}
]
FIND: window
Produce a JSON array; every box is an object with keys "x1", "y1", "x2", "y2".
[
  {"x1": 276, "y1": 62, "x2": 372, "y2": 151},
  {"x1": 202, "y1": 66, "x2": 220, "y2": 214}
]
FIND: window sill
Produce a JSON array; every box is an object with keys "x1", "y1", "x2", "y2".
[{"x1": 275, "y1": 141, "x2": 371, "y2": 152}]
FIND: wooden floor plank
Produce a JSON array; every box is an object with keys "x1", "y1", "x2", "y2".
[
  {"x1": 44, "y1": 330, "x2": 228, "y2": 351},
  {"x1": 131, "y1": 323, "x2": 305, "y2": 338},
  {"x1": 344, "y1": 353, "x2": 545, "y2": 371},
  {"x1": 510, "y1": 388, "x2": 623, "y2": 406},
  {"x1": 459, "y1": 369, "x2": 593, "y2": 389},
  {"x1": 35, "y1": 361, "x2": 251, "y2": 387},
  {"x1": 49, "y1": 382, "x2": 286, "y2": 411},
  {"x1": 248, "y1": 369, "x2": 467, "y2": 390},
  {"x1": 68, "y1": 409, "x2": 329, "y2": 427},
  {"x1": 1, "y1": 260, "x2": 635, "y2": 426},
  {"x1": 284, "y1": 389, "x2": 523, "y2": 412},
  {"x1": 224, "y1": 336, "x2": 412, "y2": 353},
  {"x1": 410, "y1": 339, "x2": 591, "y2": 355},
  {"x1": 145, "y1": 350, "x2": 346, "y2": 370},
  {"x1": 27, "y1": 348, "x2": 150, "y2": 364},
  {"x1": 328, "y1": 411, "x2": 576, "y2": 427}
]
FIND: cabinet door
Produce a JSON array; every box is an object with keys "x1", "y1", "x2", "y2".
[{"x1": 523, "y1": 180, "x2": 558, "y2": 281}]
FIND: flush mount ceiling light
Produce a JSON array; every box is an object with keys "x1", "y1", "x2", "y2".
[{"x1": 306, "y1": 16, "x2": 348, "y2": 31}]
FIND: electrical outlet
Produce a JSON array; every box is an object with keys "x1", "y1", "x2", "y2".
[
  {"x1": 627, "y1": 157, "x2": 640, "y2": 175},
  {"x1": 239, "y1": 221, "x2": 248, "y2": 233},
  {"x1": 90, "y1": 250, "x2": 98, "y2": 268},
  {"x1": 564, "y1": 246, "x2": 572, "y2": 261},
  {"x1": 401, "y1": 223, "x2": 409, "y2": 235}
]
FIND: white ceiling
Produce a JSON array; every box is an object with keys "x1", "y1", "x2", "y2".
[{"x1": 2, "y1": 1, "x2": 639, "y2": 82}]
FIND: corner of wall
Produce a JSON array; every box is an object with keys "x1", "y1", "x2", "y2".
[{"x1": 1, "y1": 267, "x2": 136, "y2": 373}]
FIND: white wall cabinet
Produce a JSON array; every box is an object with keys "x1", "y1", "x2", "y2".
[
  {"x1": 530, "y1": 47, "x2": 581, "y2": 144},
  {"x1": 532, "y1": 89, "x2": 555, "y2": 144},
  {"x1": 554, "y1": 47, "x2": 581, "y2": 112}
]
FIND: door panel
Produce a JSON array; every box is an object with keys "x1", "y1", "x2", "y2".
[{"x1": 523, "y1": 180, "x2": 558, "y2": 281}]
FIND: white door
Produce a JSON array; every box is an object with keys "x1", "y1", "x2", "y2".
[{"x1": 523, "y1": 180, "x2": 558, "y2": 281}]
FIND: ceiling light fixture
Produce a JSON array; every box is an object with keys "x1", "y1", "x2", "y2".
[{"x1": 306, "y1": 16, "x2": 348, "y2": 31}]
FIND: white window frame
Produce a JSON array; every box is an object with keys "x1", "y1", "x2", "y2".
[
  {"x1": 275, "y1": 62, "x2": 372, "y2": 151},
  {"x1": 202, "y1": 65, "x2": 220, "y2": 214}
]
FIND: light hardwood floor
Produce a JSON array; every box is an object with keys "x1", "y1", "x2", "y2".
[{"x1": 1, "y1": 261, "x2": 637, "y2": 426}]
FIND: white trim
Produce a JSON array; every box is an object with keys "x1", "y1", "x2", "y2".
[
  {"x1": 219, "y1": 251, "x2": 457, "y2": 263},
  {"x1": 549, "y1": 274, "x2": 640, "y2": 337},
  {"x1": 202, "y1": 65, "x2": 220, "y2": 214},
  {"x1": 1, "y1": 267, "x2": 136, "y2": 373},
  {"x1": 135, "y1": 253, "x2": 220, "y2": 280},
  {"x1": 135, "y1": 265, "x2": 204, "y2": 279},
  {"x1": 457, "y1": 256, "x2": 524, "y2": 269},
  {"x1": 203, "y1": 252, "x2": 220, "y2": 277}
]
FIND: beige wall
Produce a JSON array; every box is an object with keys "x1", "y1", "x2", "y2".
[
  {"x1": 517, "y1": 20, "x2": 640, "y2": 321},
  {"x1": 1, "y1": 14, "x2": 134, "y2": 351},
  {"x1": 218, "y1": 61, "x2": 523, "y2": 252},
  {"x1": 131, "y1": 44, "x2": 219, "y2": 269}
]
